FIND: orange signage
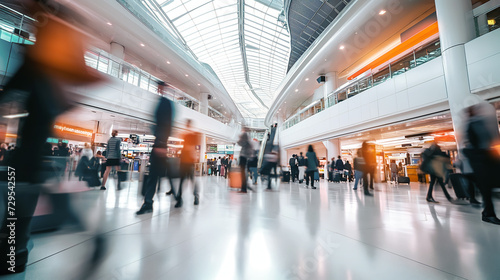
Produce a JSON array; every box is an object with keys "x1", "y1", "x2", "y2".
[
  {"x1": 54, "y1": 123, "x2": 93, "y2": 138},
  {"x1": 348, "y1": 22, "x2": 439, "y2": 80}
]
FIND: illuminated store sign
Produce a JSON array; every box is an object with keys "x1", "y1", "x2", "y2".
[{"x1": 54, "y1": 123, "x2": 93, "y2": 138}]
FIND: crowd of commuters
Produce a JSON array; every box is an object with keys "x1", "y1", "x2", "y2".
[{"x1": 0, "y1": 1, "x2": 499, "y2": 276}]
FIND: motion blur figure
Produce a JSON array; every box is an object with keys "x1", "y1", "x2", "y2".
[
  {"x1": 304, "y1": 145, "x2": 318, "y2": 189},
  {"x1": 361, "y1": 141, "x2": 376, "y2": 196},
  {"x1": 0, "y1": 0, "x2": 102, "y2": 274},
  {"x1": 137, "y1": 81, "x2": 174, "y2": 215},
  {"x1": 462, "y1": 102, "x2": 500, "y2": 225},
  {"x1": 100, "y1": 130, "x2": 122, "y2": 190},
  {"x1": 237, "y1": 127, "x2": 254, "y2": 193},
  {"x1": 175, "y1": 119, "x2": 200, "y2": 208}
]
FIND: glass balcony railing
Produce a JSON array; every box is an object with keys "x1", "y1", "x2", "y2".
[
  {"x1": 0, "y1": 4, "x2": 35, "y2": 45},
  {"x1": 0, "y1": 3, "x2": 231, "y2": 126},
  {"x1": 475, "y1": 5, "x2": 500, "y2": 37},
  {"x1": 84, "y1": 49, "x2": 233, "y2": 123},
  {"x1": 283, "y1": 39, "x2": 442, "y2": 130}
]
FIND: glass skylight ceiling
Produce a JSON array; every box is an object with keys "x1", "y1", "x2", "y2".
[{"x1": 142, "y1": 0, "x2": 290, "y2": 118}]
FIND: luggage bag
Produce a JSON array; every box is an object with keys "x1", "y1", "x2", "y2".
[
  {"x1": 314, "y1": 171, "x2": 320, "y2": 181},
  {"x1": 229, "y1": 171, "x2": 242, "y2": 189},
  {"x1": 449, "y1": 173, "x2": 469, "y2": 199},
  {"x1": 398, "y1": 176, "x2": 410, "y2": 184},
  {"x1": 282, "y1": 171, "x2": 290, "y2": 182},
  {"x1": 333, "y1": 170, "x2": 340, "y2": 183}
]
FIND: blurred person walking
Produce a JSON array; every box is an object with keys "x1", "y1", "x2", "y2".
[
  {"x1": 217, "y1": 156, "x2": 222, "y2": 176},
  {"x1": 420, "y1": 143, "x2": 455, "y2": 203},
  {"x1": 174, "y1": 119, "x2": 200, "y2": 208},
  {"x1": 390, "y1": 160, "x2": 398, "y2": 184},
  {"x1": 305, "y1": 145, "x2": 319, "y2": 189},
  {"x1": 262, "y1": 148, "x2": 279, "y2": 190},
  {"x1": 344, "y1": 160, "x2": 353, "y2": 182},
  {"x1": 237, "y1": 127, "x2": 254, "y2": 193},
  {"x1": 0, "y1": 2, "x2": 102, "y2": 274},
  {"x1": 361, "y1": 141, "x2": 375, "y2": 196},
  {"x1": 335, "y1": 155, "x2": 344, "y2": 180},
  {"x1": 289, "y1": 155, "x2": 298, "y2": 182},
  {"x1": 137, "y1": 81, "x2": 174, "y2": 215},
  {"x1": 353, "y1": 149, "x2": 364, "y2": 190},
  {"x1": 298, "y1": 152, "x2": 307, "y2": 183},
  {"x1": 100, "y1": 130, "x2": 122, "y2": 190},
  {"x1": 462, "y1": 103, "x2": 500, "y2": 224}
]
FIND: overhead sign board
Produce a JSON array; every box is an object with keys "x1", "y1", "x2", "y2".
[{"x1": 53, "y1": 123, "x2": 93, "y2": 138}]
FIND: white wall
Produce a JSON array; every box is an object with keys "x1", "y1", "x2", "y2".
[
  {"x1": 280, "y1": 57, "x2": 449, "y2": 149},
  {"x1": 466, "y1": 29, "x2": 500, "y2": 97}
]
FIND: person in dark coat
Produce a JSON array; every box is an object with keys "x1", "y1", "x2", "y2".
[
  {"x1": 237, "y1": 127, "x2": 254, "y2": 193},
  {"x1": 353, "y1": 149, "x2": 364, "y2": 190},
  {"x1": 421, "y1": 143, "x2": 453, "y2": 203},
  {"x1": 361, "y1": 141, "x2": 376, "y2": 196},
  {"x1": 462, "y1": 103, "x2": 500, "y2": 224},
  {"x1": 335, "y1": 156, "x2": 344, "y2": 173},
  {"x1": 305, "y1": 145, "x2": 319, "y2": 189},
  {"x1": 137, "y1": 81, "x2": 175, "y2": 215},
  {"x1": 289, "y1": 155, "x2": 298, "y2": 182},
  {"x1": 344, "y1": 160, "x2": 353, "y2": 182}
]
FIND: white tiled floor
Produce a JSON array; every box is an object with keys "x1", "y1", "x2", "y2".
[{"x1": 4, "y1": 176, "x2": 500, "y2": 280}]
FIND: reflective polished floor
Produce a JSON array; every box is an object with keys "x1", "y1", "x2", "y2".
[{"x1": 4, "y1": 176, "x2": 500, "y2": 280}]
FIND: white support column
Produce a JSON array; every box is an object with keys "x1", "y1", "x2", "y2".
[
  {"x1": 200, "y1": 92, "x2": 209, "y2": 115},
  {"x1": 324, "y1": 72, "x2": 337, "y2": 107},
  {"x1": 108, "y1": 42, "x2": 125, "y2": 77},
  {"x1": 435, "y1": 0, "x2": 481, "y2": 149},
  {"x1": 110, "y1": 42, "x2": 125, "y2": 59},
  {"x1": 199, "y1": 133, "x2": 206, "y2": 163},
  {"x1": 323, "y1": 139, "x2": 341, "y2": 163},
  {"x1": 323, "y1": 139, "x2": 341, "y2": 180}
]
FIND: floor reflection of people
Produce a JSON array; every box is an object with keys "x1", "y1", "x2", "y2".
[
  {"x1": 305, "y1": 190, "x2": 320, "y2": 238},
  {"x1": 235, "y1": 196, "x2": 256, "y2": 278}
]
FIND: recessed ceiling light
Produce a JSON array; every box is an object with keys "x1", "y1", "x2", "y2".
[
  {"x1": 185, "y1": 74, "x2": 189, "y2": 77},
  {"x1": 284, "y1": 102, "x2": 287, "y2": 103},
  {"x1": 107, "y1": 22, "x2": 112, "y2": 26},
  {"x1": 339, "y1": 45, "x2": 345, "y2": 50},
  {"x1": 295, "y1": 89, "x2": 299, "y2": 92},
  {"x1": 379, "y1": 10, "x2": 386, "y2": 15},
  {"x1": 140, "y1": 43, "x2": 145, "y2": 47},
  {"x1": 167, "y1": 61, "x2": 171, "y2": 64},
  {"x1": 305, "y1": 78, "x2": 309, "y2": 81},
  {"x1": 197, "y1": 83, "x2": 201, "y2": 86}
]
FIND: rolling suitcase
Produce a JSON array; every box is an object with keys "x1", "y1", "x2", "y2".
[
  {"x1": 333, "y1": 170, "x2": 340, "y2": 183},
  {"x1": 398, "y1": 176, "x2": 410, "y2": 184},
  {"x1": 314, "y1": 171, "x2": 320, "y2": 181},
  {"x1": 229, "y1": 171, "x2": 242, "y2": 189},
  {"x1": 282, "y1": 171, "x2": 290, "y2": 182},
  {"x1": 449, "y1": 173, "x2": 469, "y2": 199},
  {"x1": 220, "y1": 165, "x2": 225, "y2": 177}
]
